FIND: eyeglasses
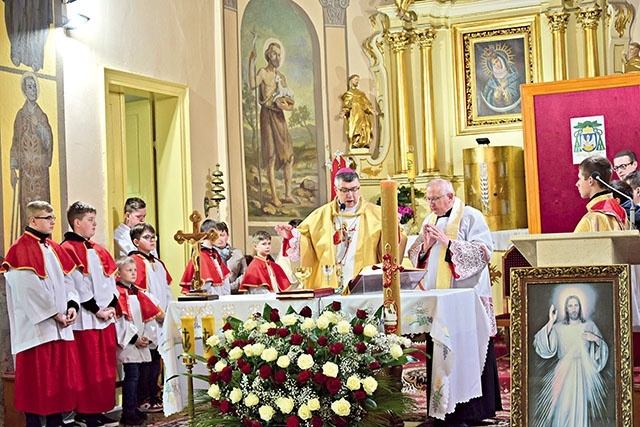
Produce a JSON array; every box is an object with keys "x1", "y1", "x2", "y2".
[
  {"x1": 337, "y1": 186, "x2": 360, "y2": 194},
  {"x1": 34, "y1": 215, "x2": 56, "y2": 222},
  {"x1": 614, "y1": 162, "x2": 634, "y2": 172},
  {"x1": 426, "y1": 195, "x2": 446, "y2": 202},
  {"x1": 140, "y1": 235, "x2": 157, "y2": 241}
]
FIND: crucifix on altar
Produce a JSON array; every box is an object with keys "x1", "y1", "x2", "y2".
[{"x1": 174, "y1": 210, "x2": 219, "y2": 300}]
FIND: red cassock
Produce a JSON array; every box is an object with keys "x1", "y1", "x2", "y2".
[
  {"x1": 179, "y1": 247, "x2": 231, "y2": 293},
  {"x1": 239, "y1": 256, "x2": 291, "y2": 292}
]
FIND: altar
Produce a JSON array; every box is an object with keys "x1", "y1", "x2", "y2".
[{"x1": 159, "y1": 289, "x2": 491, "y2": 420}]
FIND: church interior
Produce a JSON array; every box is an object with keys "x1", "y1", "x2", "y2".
[{"x1": 2, "y1": 0, "x2": 640, "y2": 426}]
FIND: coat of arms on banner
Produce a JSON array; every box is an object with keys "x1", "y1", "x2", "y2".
[{"x1": 571, "y1": 115, "x2": 606, "y2": 164}]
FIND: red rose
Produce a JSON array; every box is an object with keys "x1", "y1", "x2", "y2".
[
  {"x1": 219, "y1": 348, "x2": 228, "y2": 358},
  {"x1": 237, "y1": 359, "x2": 246, "y2": 368},
  {"x1": 317, "y1": 336, "x2": 328, "y2": 346},
  {"x1": 209, "y1": 372, "x2": 219, "y2": 383},
  {"x1": 207, "y1": 355, "x2": 218, "y2": 367},
  {"x1": 259, "y1": 365, "x2": 272, "y2": 379},
  {"x1": 290, "y1": 334, "x2": 303, "y2": 345},
  {"x1": 251, "y1": 421, "x2": 263, "y2": 427},
  {"x1": 331, "y1": 301, "x2": 341, "y2": 311},
  {"x1": 325, "y1": 378, "x2": 342, "y2": 394},
  {"x1": 297, "y1": 370, "x2": 312, "y2": 384},
  {"x1": 311, "y1": 416, "x2": 323, "y2": 427},
  {"x1": 277, "y1": 327, "x2": 289, "y2": 338},
  {"x1": 231, "y1": 339, "x2": 245, "y2": 348},
  {"x1": 334, "y1": 416, "x2": 348, "y2": 427},
  {"x1": 241, "y1": 363, "x2": 252, "y2": 374},
  {"x1": 267, "y1": 328, "x2": 277, "y2": 336},
  {"x1": 222, "y1": 322, "x2": 234, "y2": 331},
  {"x1": 274, "y1": 370, "x2": 287, "y2": 384},
  {"x1": 306, "y1": 346, "x2": 316, "y2": 356},
  {"x1": 355, "y1": 342, "x2": 366, "y2": 354},
  {"x1": 300, "y1": 306, "x2": 312, "y2": 317},
  {"x1": 369, "y1": 361, "x2": 380, "y2": 370},
  {"x1": 219, "y1": 400, "x2": 231, "y2": 413},
  {"x1": 356, "y1": 309, "x2": 367, "y2": 319},
  {"x1": 353, "y1": 390, "x2": 366, "y2": 401},
  {"x1": 314, "y1": 372, "x2": 327, "y2": 385},
  {"x1": 329, "y1": 343, "x2": 344, "y2": 355},
  {"x1": 270, "y1": 309, "x2": 280, "y2": 322},
  {"x1": 211, "y1": 399, "x2": 220, "y2": 407},
  {"x1": 353, "y1": 324, "x2": 364, "y2": 335},
  {"x1": 242, "y1": 417, "x2": 251, "y2": 426},
  {"x1": 220, "y1": 366, "x2": 233, "y2": 383},
  {"x1": 286, "y1": 415, "x2": 301, "y2": 427}
]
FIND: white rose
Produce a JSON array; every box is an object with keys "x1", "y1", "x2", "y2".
[
  {"x1": 326, "y1": 311, "x2": 339, "y2": 324},
  {"x1": 259, "y1": 322, "x2": 276, "y2": 333},
  {"x1": 244, "y1": 393, "x2": 259, "y2": 406},
  {"x1": 259, "y1": 405, "x2": 275, "y2": 421},
  {"x1": 229, "y1": 387, "x2": 242, "y2": 403},
  {"x1": 390, "y1": 344, "x2": 403, "y2": 359},
  {"x1": 244, "y1": 344, "x2": 254, "y2": 357},
  {"x1": 331, "y1": 398, "x2": 351, "y2": 416},
  {"x1": 207, "y1": 383, "x2": 220, "y2": 399},
  {"x1": 301, "y1": 318, "x2": 316, "y2": 330},
  {"x1": 336, "y1": 320, "x2": 351, "y2": 334},
  {"x1": 214, "y1": 360, "x2": 227, "y2": 372},
  {"x1": 297, "y1": 354, "x2": 314, "y2": 370},
  {"x1": 206, "y1": 334, "x2": 220, "y2": 348},
  {"x1": 307, "y1": 398, "x2": 320, "y2": 411},
  {"x1": 363, "y1": 324, "x2": 378, "y2": 337},
  {"x1": 261, "y1": 347, "x2": 279, "y2": 362},
  {"x1": 322, "y1": 362, "x2": 339, "y2": 378},
  {"x1": 251, "y1": 342, "x2": 265, "y2": 356},
  {"x1": 316, "y1": 316, "x2": 330, "y2": 330},
  {"x1": 229, "y1": 347, "x2": 244, "y2": 360},
  {"x1": 297, "y1": 403, "x2": 312, "y2": 420},
  {"x1": 277, "y1": 355, "x2": 291, "y2": 368},
  {"x1": 223, "y1": 329, "x2": 235, "y2": 342},
  {"x1": 275, "y1": 397, "x2": 295, "y2": 414},
  {"x1": 362, "y1": 376, "x2": 378, "y2": 394},
  {"x1": 243, "y1": 318, "x2": 258, "y2": 331},
  {"x1": 346, "y1": 375, "x2": 361, "y2": 391},
  {"x1": 281, "y1": 314, "x2": 298, "y2": 326}
]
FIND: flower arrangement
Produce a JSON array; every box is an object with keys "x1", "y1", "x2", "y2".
[
  {"x1": 194, "y1": 302, "x2": 416, "y2": 427},
  {"x1": 376, "y1": 185, "x2": 425, "y2": 225}
]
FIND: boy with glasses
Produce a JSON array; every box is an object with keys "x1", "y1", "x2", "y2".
[
  {"x1": 129, "y1": 223, "x2": 173, "y2": 414},
  {"x1": 1, "y1": 201, "x2": 80, "y2": 427},
  {"x1": 613, "y1": 150, "x2": 638, "y2": 180}
]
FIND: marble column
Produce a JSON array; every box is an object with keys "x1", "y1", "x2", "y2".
[
  {"x1": 577, "y1": 4, "x2": 603, "y2": 77},
  {"x1": 386, "y1": 30, "x2": 412, "y2": 175},
  {"x1": 413, "y1": 27, "x2": 438, "y2": 173},
  {"x1": 546, "y1": 10, "x2": 570, "y2": 81}
]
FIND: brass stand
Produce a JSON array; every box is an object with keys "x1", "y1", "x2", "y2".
[{"x1": 182, "y1": 355, "x2": 195, "y2": 425}]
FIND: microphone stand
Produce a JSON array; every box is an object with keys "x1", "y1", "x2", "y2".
[{"x1": 591, "y1": 172, "x2": 636, "y2": 230}]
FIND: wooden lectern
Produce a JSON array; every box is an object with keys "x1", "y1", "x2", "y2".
[{"x1": 511, "y1": 230, "x2": 640, "y2": 267}]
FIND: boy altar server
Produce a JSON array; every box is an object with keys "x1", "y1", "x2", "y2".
[
  {"x1": 240, "y1": 230, "x2": 291, "y2": 293},
  {"x1": 61, "y1": 201, "x2": 119, "y2": 427},
  {"x1": 1, "y1": 201, "x2": 80, "y2": 427}
]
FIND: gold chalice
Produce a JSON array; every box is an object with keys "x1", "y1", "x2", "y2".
[{"x1": 294, "y1": 267, "x2": 312, "y2": 289}]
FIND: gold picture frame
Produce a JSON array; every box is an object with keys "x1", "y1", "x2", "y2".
[
  {"x1": 453, "y1": 16, "x2": 540, "y2": 134},
  {"x1": 510, "y1": 265, "x2": 633, "y2": 427}
]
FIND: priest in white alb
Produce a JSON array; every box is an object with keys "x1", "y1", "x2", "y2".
[{"x1": 408, "y1": 178, "x2": 501, "y2": 425}]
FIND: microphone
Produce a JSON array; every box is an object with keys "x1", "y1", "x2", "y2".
[
  {"x1": 339, "y1": 203, "x2": 346, "y2": 211},
  {"x1": 591, "y1": 172, "x2": 636, "y2": 230}
]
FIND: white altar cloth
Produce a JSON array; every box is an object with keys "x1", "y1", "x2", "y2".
[{"x1": 159, "y1": 289, "x2": 491, "y2": 419}]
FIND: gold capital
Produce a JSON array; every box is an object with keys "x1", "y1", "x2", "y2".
[
  {"x1": 386, "y1": 31, "x2": 411, "y2": 53},
  {"x1": 545, "y1": 11, "x2": 570, "y2": 33},
  {"x1": 413, "y1": 28, "x2": 436, "y2": 48},
  {"x1": 577, "y1": 4, "x2": 602, "y2": 30}
]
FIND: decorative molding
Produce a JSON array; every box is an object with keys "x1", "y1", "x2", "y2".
[
  {"x1": 223, "y1": 0, "x2": 237, "y2": 11},
  {"x1": 609, "y1": 2, "x2": 633, "y2": 38},
  {"x1": 413, "y1": 27, "x2": 436, "y2": 48},
  {"x1": 319, "y1": 0, "x2": 350, "y2": 27},
  {"x1": 577, "y1": 4, "x2": 603, "y2": 30},
  {"x1": 386, "y1": 30, "x2": 411, "y2": 53},
  {"x1": 545, "y1": 10, "x2": 570, "y2": 32}
]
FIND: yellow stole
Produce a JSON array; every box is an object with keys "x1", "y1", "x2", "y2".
[{"x1": 428, "y1": 198, "x2": 464, "y2": 289}]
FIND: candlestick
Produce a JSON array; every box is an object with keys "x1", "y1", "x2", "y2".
[
  {"x1": 181, "y1": 316, "x2": 196, "y2": 356},
  {"x1": 201, "y1": 315, "x2": 215, "y2": 359},
  {"x1": 380, "y1": 178, "x2": 402, "y2": 335}
]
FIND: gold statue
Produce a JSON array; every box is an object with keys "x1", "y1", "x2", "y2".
[
  {"x1": 623, "y1": 42, "x2": 640, "y2": 73},
  {"x1": 340, "y1": 74, "x2": 374, "y2": 149},
  {"x1": 394, "y1": 0, "x2": 414, "y2": 21}
]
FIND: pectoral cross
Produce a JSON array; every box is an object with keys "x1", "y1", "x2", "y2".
[{"x1": 174, "y1": 210, "x2": 219, "y2": 292}]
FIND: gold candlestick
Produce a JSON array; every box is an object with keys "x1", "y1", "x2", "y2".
[{"x1": 380, "y1": 178, "x2": 401, "y2": 335}]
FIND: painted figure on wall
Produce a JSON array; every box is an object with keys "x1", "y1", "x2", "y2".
[
  {"x1": 480, "y1": 44, "x2": 523, "y2": 113},
  {"x1": 249, "y1": 40, "x2": 296, "y2": 208},
  {"x1": 340, "y1": 74, "x2": 374, "y2": 150},
  {"x1": 3, "y1": 0, "x2": 52, "y2": 71},
  {"x1": 11, "y1": 72, "x2": 53, "y2": 234},
  {"x1": 532, "y1": 294, "x2": 608, "y2": 427}
]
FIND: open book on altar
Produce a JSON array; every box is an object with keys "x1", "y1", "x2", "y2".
[
  {"x1": 276, "y1": 287, "x2": 336, "y2": 300},
  {"x1": 347, "y1": 264, "x2": 426, "y2": 294}
]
